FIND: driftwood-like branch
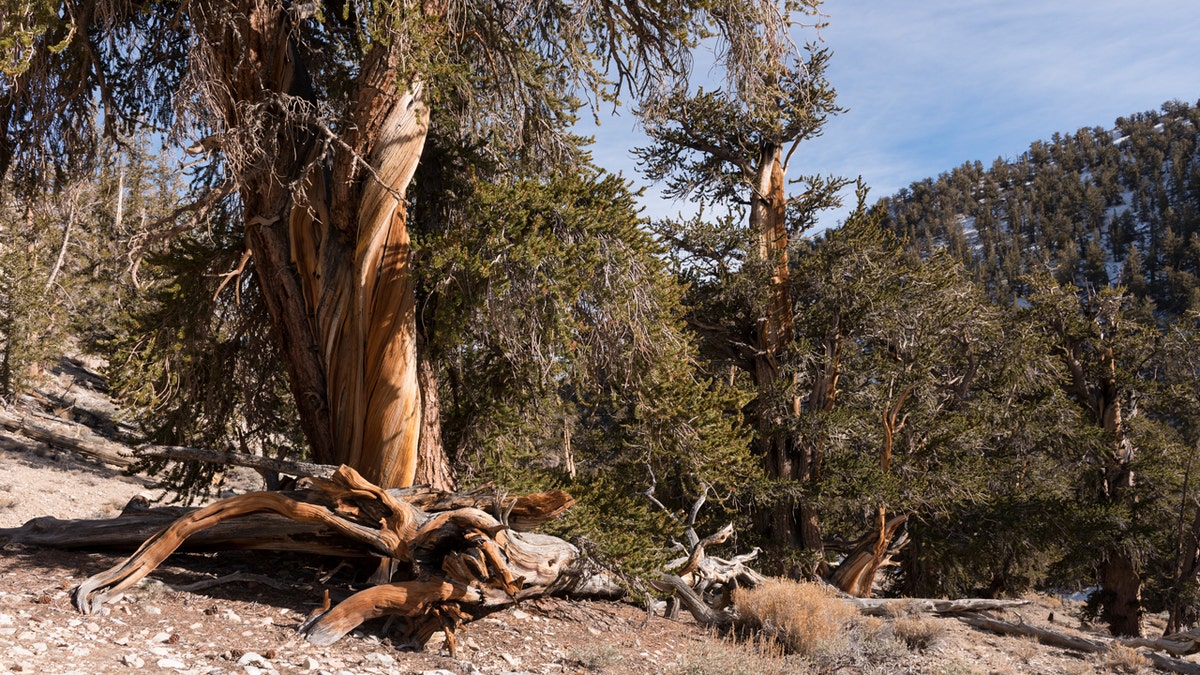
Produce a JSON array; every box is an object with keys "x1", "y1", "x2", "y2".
[
  {"x1": 21, "y1": 466, "x2": 623, "y2": 649},
  {"x1": 958, "y1": 613, "x2": 1200, "y2": 675},
  {"x1": 849, "y1": 598, "x2": 1033, "y2": 617},
  {"x1": 0, "y1": 404, "x2": 338, "y2": 477}
]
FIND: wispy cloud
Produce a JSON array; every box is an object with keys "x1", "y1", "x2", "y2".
[{"x1": 581, "y1": 1, "x2": 1200, "y2": 229}]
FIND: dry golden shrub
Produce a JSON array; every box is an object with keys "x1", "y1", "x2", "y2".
[
  {"x1": 1101, "y1": 643, "x2": 1150, "y2": 673},
  {"x1": 891, "y1": 615, "x2": 946, "y2": 651},
  {"x1": 733, "y1": 579, "x2": 858, "y2": 656}
]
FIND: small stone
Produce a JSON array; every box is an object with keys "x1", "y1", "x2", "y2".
[
  {"x1": 0, "y1": 613, "x2": 13, "y2": 626},
  {"x1": 510, "y1": 609, "x2": 530, "y2": 620},
  {"x1": 298, "y1": 656, "x2": 320, "y2": 671},
  {"x1": 84, "y1": 622, "x2": 101, "y2": 633},
  {"x1": 500, "y1": 653, "x2": 520, "y2": 667},
  {"x1": 364, "y1": 653, "x2": 394, "y2": 667},
  {"x1": 149, "y1": 646, "x2": 173, "y2": 657},
  {"x1": 156, "y1": 658, "x2": 188, "y2": 669},
  {"x1": 237, "y1": 651, "x2": 267, "y2": 666},
  {"x1": 122, "y1": 653, "x2": 145, "y2": 668},
  {"x1": 72, "y1": 647, "x2": 91, "y2": 657},
  {"x1": 145, "y1": 606, "x2": 162, "y2": 615},
  {"x1": 13, "y1": 661, "x2": 36, "y2": 672},
  {"x1": 7, "y1": 646, "x2": 34, "y2": 657},
  {"x1": 29, "y1": 642, "x2": 46, "y2": 653},
  {"x1": 151, "y1": 631, "x2": 173, "y2": 643},
  {"x1": 189, "y1": 622, "x2": 202, "y2": 630},
  {"x1": 16, "y1": 631, "x2": 35, "y2": 641},
  {"x1": 113, "y1": 636, "x2": 129, "y2": 646}
]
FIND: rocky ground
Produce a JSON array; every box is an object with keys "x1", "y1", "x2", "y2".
[{"x1": 0, "y1": 358, "x2": 1184, "y2": 674}]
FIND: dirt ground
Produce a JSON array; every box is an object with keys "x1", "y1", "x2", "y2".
[{"x1": 0, "y1": 359, "x2": 1186, "y2": 674}]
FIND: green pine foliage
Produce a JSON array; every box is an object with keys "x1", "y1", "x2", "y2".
[{"x1": 414, "y1": 169, "x2": 760, "y2": 574}]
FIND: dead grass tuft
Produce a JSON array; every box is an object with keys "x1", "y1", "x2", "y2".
[
  {"x1": 891, "y1": 615, "x2": 946, "y2": 651},
  {"x1": 567, "y1": 642, "x2": 624, "y2": 671},
  {"x1": 670, "y1": 634, "x2": 800, "y2": 675},
  {"x1": 1101, "y1": 643, "x2": 1150, "y2": 673},
  {"x1": 733, "y1": 579, "x2": 858, "y2": 657}
]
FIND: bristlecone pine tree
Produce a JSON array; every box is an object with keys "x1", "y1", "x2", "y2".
[{"x1": 1, "y1": 0, "x2": 819, "y2": 489}]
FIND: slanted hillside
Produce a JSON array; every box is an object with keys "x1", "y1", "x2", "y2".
[{"x1": 879, "y1": 99, "x2": 1200, "y2": 314}]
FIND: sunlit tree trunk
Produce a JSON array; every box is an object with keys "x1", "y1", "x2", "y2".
[
  {"x1": 748, "y1": 143, "x2": 788, "y2": 531},
  {"x1": 214, "y1": 0, "x2": 439, "y2": 488}
]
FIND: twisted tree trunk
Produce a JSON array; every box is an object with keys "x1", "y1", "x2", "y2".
[
  {"x1": 198, "y1": 0, "x2": 447, "y2": 488},
  {"x1": 66, "y1": 466, "x2": 620, "y2": 649}
]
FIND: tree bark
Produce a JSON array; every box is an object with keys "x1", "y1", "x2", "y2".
[
  {"x1": 198, "y1": 0, "x2": 444, "y2": 489},
  {"x1": 415, "y1": 334, "x2": 454, "y2": 490},
  {"x1": 827, "y1": 507, "x2": 908, "y2": 597}
]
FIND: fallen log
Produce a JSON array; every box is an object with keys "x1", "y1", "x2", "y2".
[
  {"x1": 849, "y1": 597, "x2": 1033, "y2": 617},
  {"x1": 0, "y1": 404, "x2": 338, "y2": 477},
  {"x1": 958, "y1": 612, "x2": 1200, "y2": 675},
  {"x1": 26, "y1": 466, "x2": 621, "y2": 649}
]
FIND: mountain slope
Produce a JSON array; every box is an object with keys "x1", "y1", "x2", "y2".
[{"x1": 878, "y1": 99, "x2": 1200, "y2": 315}]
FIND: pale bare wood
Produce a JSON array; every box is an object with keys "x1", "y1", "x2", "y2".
[
  {"x1": 849, "y1": 598, "x2": 1032, "y2": 617},
  {"x1": 957, "y1": 612, "x2": 1200, "y2": 675},
  {"x1": 0, "y1": 404, "x2": 339, "y2": 477},
  {"x1": 56, "y1": 465, "x2": 619, "y2": 649}
]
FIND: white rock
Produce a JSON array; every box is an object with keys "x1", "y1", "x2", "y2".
[
  {"x1": 16, "y1": 631, "x2": 35, "y2": 641},
  {"x1": 84, "y1": 622, "x2": 101, "y2": 633},
  {"x1": 29, "y1": 642, "x2": 46, "y2": 653},
  {"x1": 151, "y1": 631, "x2": 173, "y2": 643},
  {"x1": 0, "y1": 613, "x2": 12, "y2": 626},
  {"x1": 7, "y1": 646, "x2": 34, "y2": 657},
  {"x1": 510, "y1": 609, "x2": 531, "y2": 620},
  {"x1": 149, "y1": 646, "x2": 173, "y2": 657},
  {"x1": 122, "y1": 653, "x2": 144, "y2": 668},
  {"x1": 156, "y1": 658, "x2": 188, "y2": 669},
  {"x1": 364, "y1": 653, "x2": 394, "y2": 667},
  {"x1": 237, "y1": 651, "x2": 268, "y2": 666},
  {"x1": 298, "y1": 656, "x2": 320, "y2": 671},
  {"x1": 145, "y1": 605, "x2": 162, "y2": 615},
  {"x1": 500, "y1": 653, "x2": 520, "y2": 667}
]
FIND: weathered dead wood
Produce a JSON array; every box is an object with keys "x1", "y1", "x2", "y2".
[
  {"x1": 827, "y1": 507, "x2": 909, "y2": 597},
  {"x1": 0, "y1": 404, "x2": 339, "y2": 477},
  {"x1": 958, "y1": 612, "x2": 1200, "y2": 675},
  {"x1": 849, "y1": 597, "x2": 1032, "y2": 617},
  {"x1": 49, "y1": 465, "x2": 619, "y2": 648},
  {"x1": 0, "y1": 406, "x2": 131, "y2": 466}
]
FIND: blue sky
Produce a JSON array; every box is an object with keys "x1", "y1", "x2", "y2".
[{"x1": 580, "y1": 0, "x2": 1200, "y2": 230}]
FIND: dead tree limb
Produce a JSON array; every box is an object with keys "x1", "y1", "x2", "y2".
[
  {"x1": 37, "y1": 466, "x2": 622, "y2": 648},
  {"x1": 0, "y1": 404, "x2": 338, "y2": 477},
  {"x1": 958, "y1": 612, "x2": 1200, "y2": 675}
]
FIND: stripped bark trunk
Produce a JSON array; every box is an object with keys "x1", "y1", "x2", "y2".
[
  {"x1": 196, "y1": 0, "x2": 443, "y2": 488},
  {"x1": 827, "y1": 507, "x2": 909, "y2": 597},
  {"x1": 748, "y1": 142, "x2": 808, "y2": 555},
  {"x1": 415, "y1": 333, "x2": 454, "y2": 490}
]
